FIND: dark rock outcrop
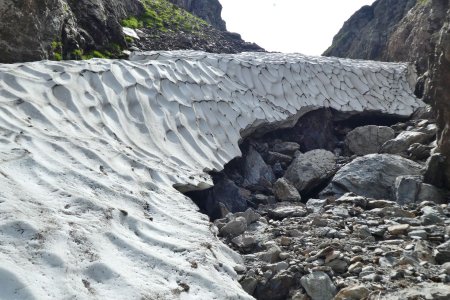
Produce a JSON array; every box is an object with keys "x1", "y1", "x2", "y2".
[
  {"x1": 0, "y1": 0, "x2": 262, "y2": 63},
  {"x1": 0, "y1": 0, "x2": 143, "y2": 63},
  {"x1": 426, "y1": 1, "x2": 450, "y2": 187},
  {"x1": 323, "y1": 0, "x2": 417, "y2": 62},
  {"x1": 168, "y1": 0, "x2": 226, "y2": 30}
]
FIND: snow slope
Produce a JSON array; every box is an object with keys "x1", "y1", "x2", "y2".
[{"x1": 0, "y1": 51, "x2": 423, "y2": 299}]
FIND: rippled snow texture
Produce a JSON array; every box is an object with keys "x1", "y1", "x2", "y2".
[{"x1": 0, "y1": 51, "x2": 423, "y2": 299}]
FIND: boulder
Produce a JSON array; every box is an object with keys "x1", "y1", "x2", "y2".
[
  {"x1": 394, "y1": 175, "x2": 422, "y2": 205},
  {"x1": 273, "y1": 178, "x2": 302, "y2": 202},
  {"x1": 300, "y1": 271, "x2": 336, "y2": 300},
  {"x1": 407, "y1": 143, "x2": 433, "y2": 161},
  {"x1": 244, "y1": 146, "x2": 275, "y2": 186},
  {"x1": 345, "y1": 125, "x2": 395, "y2": 155},
  {"x1": 322, "y1": 154, "x2": 423, "y2": 200},
  {"x1": 284, "y1": 149, "x2": 336, "y2": 194},
  {"x1": 395, "y1": 174, "x2": 447, "y2": 205},
  {"x1": 381, "y1": 131, "x2": 433, "y2": 154},
  {"x1": 306, "y1": 198, "x2": 328, "y2": 213},
  {"x1": 435, "y1": 240, "x2": 450, "y2": 265},
  {"x1": 254, "y1": 272, "x2": 295, "y2": 300},
  {"x1": 198, "y1": 178, "x2": 250, "y2": 219},
  {"x1": 219, "y1": 217, "x2": 247, "y2": 237},
  {"x1": 272, "y1": 142, "x2": 300, "y2": 155}
]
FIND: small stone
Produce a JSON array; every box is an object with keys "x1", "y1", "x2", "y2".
[
  {"x1": 268, "y1": 204, "x2": 307, "y2": 220},
  {"x1": 387, "y1": 224, "x2": 410, "y2": 235},
  {"x1": 259, "y1": 245, "x2": 282, "y2": 263},
  {"x1": 348, "y1": 262, "x2": 363, "y2": 274},
  {"x1": 326, "y1": 259, "x2": 348, "y2": 273},
  {"x1": 367, "y1": 200, "x2": 395, "y2": 209},
  {"x1": 408, "y1": 229, "x2": 428, "y2": 239},
  {"x1": 334, "y1": 285, "x2": 370, "y2": 300},
  {"x1": 311, "y1": 216, "x2": 328, "y2": 227},
  {"x1": 280, "y1": 236, "x2": 291, "y2": 246},
  {"x1": 234, "y1": 264, "x2": 247, "y2": 274}
]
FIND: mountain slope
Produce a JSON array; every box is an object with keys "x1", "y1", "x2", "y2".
[{"x1": 0, "y1": 0, "x2": 261, "y2": 64}]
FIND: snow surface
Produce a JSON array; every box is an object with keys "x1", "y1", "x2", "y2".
[{"x1": 0, "y1": 51, "x2": 423, "y2": 299}]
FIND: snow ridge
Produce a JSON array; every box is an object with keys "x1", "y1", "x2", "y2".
[{"x1": 0, "y1": 51, "x2": 422, "y2": 299}]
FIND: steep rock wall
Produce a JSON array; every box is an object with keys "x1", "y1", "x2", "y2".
[
  {"x1": 168, "y1": 0, "x2": 226, "y2": 30},
  {"x1": 323, "y1": 0, "x2": 417, "y2": 61},
  {"x1": 0, "y1": 51, "x2": 422, "y2": 298}
]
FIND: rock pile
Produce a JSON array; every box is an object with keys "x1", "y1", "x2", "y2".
[{"x1": 191, "y1": 108, "x2": 450, "y2": 299}]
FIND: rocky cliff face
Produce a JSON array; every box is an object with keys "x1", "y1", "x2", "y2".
[
  {"x1": 426, "y1": 1, "x2": 450, "y2": 187},
  {"x1": 168, "y1": 0, "x2": 226, "y2": 30},
  {"x1": 0, "y1": 0, "x2": 259, "y2": 63},
  {"x1": 323, "y1": 0, "x2": 417, "y2": 62},
  {"x1": 326, "y1": 0, "x2": 450, "y2": 189},
  {"x1": 0, "y1": 0, "x2": 143, "y2": 63}
]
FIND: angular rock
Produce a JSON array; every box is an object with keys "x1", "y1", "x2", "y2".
[
  {"x1": 254, "y1": 272, "x2": 295, "y2": 300},
  {"x1": 232, "y1": 235, "x2": 257, "y2": 249},
  {"x1": 334, "y1": 285, "x2": 370, "y2": 300},
  {"x1": 381, "y1": 131, "x2": 433, "y2": 154},
  {"x1": 387, "y1": 224, "x2": 410, "y2": 235},
  {"x1": 435, "y1": 240, "x2": 450, "y2": 264},
  {"x1": 306, "y1": 198, "x2": 328, "y2": 213},
  {"x1": 244, "y1": 146, "x2": 275, "y2": 186},
  {"x1": 259, "y1": 245, "x2": 282, "y2": 263},
  {"x1": 194, "y1": 177, "x2": 250, "y2": 219},
  {"x1": 300, "y1": 271, "x2": 336, "y2": 300},
  {"x1": 345, "y1": 125, "x2": 395, "y2": 155},
  {"x1": 394, "y1": 175, "x2": 423, "y2": 205},
  {"x1": 235, "y1": 208, "x2": 261, "y2": 225},
  {"x1": 421, "y1": 206, "x2": 444, "y2": 225},
  {"x1": 272, "y1": 142, "x2": 300, "y2": 155},
  {"x1": 273, "y1": 178, "x2": 302, "y2": 202},
  {"x1": 335, "y1": 192, "x2": 368, "y2": 208},
  {"x1": 322, "y1": 154, "x2": 423, "y2": 200},
  {"x1": 219, "y1": 217, "x2": 247, "y2": 237},
  {"x1": 268, "y1": 204, "x2": 308, "y2": 220},
  {"x1": 284, "y1": 149, "x2": 336, "y2": 194},
  {"x1": 408, "y1": 143, "x2": 433, "y2": 160},
  {"x1": 395, "y1": 175, "x2": 446, "y2": 205}
]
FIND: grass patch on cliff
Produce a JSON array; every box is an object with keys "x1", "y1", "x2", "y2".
[{"x1": 121, "y1": 0, "x2": 208, "y2": 32}]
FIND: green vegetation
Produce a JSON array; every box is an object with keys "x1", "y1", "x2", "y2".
[
  {"x1": 51, "y1": 40, "x2": 63, "y2": 61},
  {"x1": 70, "y1": 43, "x2": 123, "y2": 60},
  {"x1": 418, "y1": 0, "x2": 429, "y2": 5},
  {"x1": 121, "y1": 0, "x2": 208, "y2": 32}
]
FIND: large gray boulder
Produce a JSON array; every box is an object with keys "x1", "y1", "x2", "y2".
[
  {"x1": 322, "y1": 154, "x2": 423, "y2": 200},
  {"x1": 284, "y1": 149, "x2": 336, "y2": 194},
  {"x1": 345, "y1": 125, "x2": 395, "y2": 155}
]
